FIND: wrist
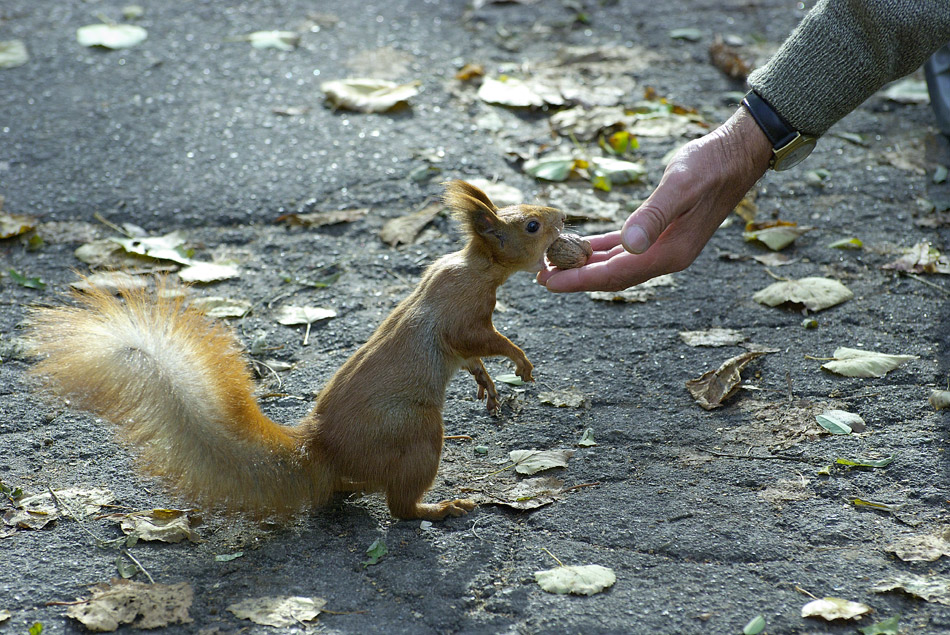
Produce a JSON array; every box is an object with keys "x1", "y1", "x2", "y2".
[
  {"x1": 723, "y1": 107, "x2": 773, "y2": 177},
  {"x1": 740, "y1": 91, "x2": 819, "y2": 170}
]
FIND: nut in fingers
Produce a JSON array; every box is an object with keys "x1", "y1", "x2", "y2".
[{"x1": 546, "y1": 233, "x2": 593, "y2": 269}]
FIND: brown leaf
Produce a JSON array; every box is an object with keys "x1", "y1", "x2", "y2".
[
  {"x1": 732, "y1": 190, "x2": 758, "y2": 223},
  {"x1": 685, "y1": 351, "x2": 768, "y2": 410},
  {"x1": 454, "y1": 63, "x2": 485, "y2": 81},
  {"x1": 708, "y1": 36, "x2": 752, "y2": 80},
  {"x1": 66, "y1": 580, "x2": 193, "y2": 631},
  {"x1": 379, "y1": 202, "x2": 443, "y2": 246},
  {"x1": 484, "y1": 476, "x2": 564, "y2": 511},
  {"x1": 276, "y1": 208, "x2": 368, "y2": 228}
]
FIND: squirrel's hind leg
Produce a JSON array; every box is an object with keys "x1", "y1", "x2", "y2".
[
  {"x1": 388, "y1": 493, "x2": 476, "y2": 521},
  {"x1": 383, "y1": 425, "x2": 476, "y2": 520}
]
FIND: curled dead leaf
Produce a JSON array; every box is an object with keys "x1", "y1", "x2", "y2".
[{"x1": 686, "y1": 351, "x2": 768, "y2": 410}]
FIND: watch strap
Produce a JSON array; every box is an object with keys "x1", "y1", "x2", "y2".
[{"x1": 741, "y1": 90, "x2": 799, "y2": 150}]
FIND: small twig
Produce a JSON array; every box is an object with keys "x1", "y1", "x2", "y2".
[
  {"x1": 258, "y1": 391, "x2": 307, "y2": 401},
  {"x1": 49, "y1": 487, "x2": 156, "y2": 583},
  {"x1": 795, "y1": 585, "x2": 818, "y2": 600},
  {"x1": 251, "y1": 359, "x2": 283, "y2": 388},
  {"x1": 121, "y1": 549, "x2": 155, "y2": 584},
  {"x1": 560, "y1": 482, "x2": 600, "y2": 492},
  {"x1": 266, "y1": 290, "x2": 295, "y2": 310},
  {"x1": 541, "y1": 547, "x2": 564, "y2": 567},
  {"x1": 704, "y1": 449, "x2": 811, "y2": 463},
  {"x1": 473, "y1": 462, "x2": 516, "y2": 481},
  {"x1": 470, "y1": 516, "x2": 488, "y2": 540},
  {"x1": 321, "y1": 609, "x2": 369, "y2": 616},
  {"x1": 803, "y1": 354, "x2": 835, "y2": 361},
  {"x1": 906, "y1": 272, "x2": 950, "y2": 296},
  {"x1": 93, "y1": 211, "x2": 133, "y2": 237},
  {"x1": 829, "y1": 390, "x2": 882, "y2": 401},
  {"x1": 444, "y1": 435, "x2": 473, "y2": 441},
  {"x1": 763, "y1": 267, "x2": 788, "y2": 282}
]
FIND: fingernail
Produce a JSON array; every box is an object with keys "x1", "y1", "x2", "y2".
[{"x1": 622, "y1": 225, "x2": 649, "y2": 254}]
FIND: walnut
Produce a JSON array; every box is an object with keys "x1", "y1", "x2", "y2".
[{"x1": 546, "y1": 233, "x2": 593, "y2": 269}]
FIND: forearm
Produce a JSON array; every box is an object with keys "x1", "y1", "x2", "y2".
[{"x1": 749, "y1": 0, "x2": 950, "y2": 136}]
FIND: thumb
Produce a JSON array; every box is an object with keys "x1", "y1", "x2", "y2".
[{"x1": 621, "y1": 187, "x2": 681, "y2": 254}]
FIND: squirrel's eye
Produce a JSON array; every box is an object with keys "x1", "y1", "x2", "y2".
[{"x1": 526, "y1": 220, "x2": 540, "y2": 233}]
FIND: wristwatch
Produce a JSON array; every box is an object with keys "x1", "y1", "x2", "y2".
[{"x1": 741, "y1": 90, "x2": 818, "y2": 171}]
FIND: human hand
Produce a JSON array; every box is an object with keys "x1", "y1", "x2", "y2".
[{"x1": 537, "y1": 107, "x2": 772, "y2": 292}]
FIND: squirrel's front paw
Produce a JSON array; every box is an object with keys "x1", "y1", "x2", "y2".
[{"x1": 516, "y1": 359, "x2": 534, "y2": 383}]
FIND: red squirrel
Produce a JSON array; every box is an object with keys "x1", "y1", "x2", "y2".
[{"x1": 26, "y1": 181, "x2": 565, "y2": 521}]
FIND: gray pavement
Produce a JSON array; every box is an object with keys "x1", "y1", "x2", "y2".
[{"x1": 2, "y1": 1, "x2": 950, "y2": 633}]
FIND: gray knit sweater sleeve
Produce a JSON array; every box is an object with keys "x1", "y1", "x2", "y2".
[{"x1": 747, "y1": 0, "x2": 950, "y2": 136}]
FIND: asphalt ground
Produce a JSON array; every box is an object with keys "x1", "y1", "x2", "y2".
[{"x1": 2, "y1": 1, "x2": 950, "y2": 633}]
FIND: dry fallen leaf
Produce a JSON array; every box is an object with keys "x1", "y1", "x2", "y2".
[
  {"x1": 119, "y1": 509, "x2": 201, "y2": 544},
  {"x1": 535, "y1": 564, "x2": 616, "y2": 596},
  {"x1": 77, "y1": 24, "x2": 148, "y2": 49},
  {"x1": 0, "y1": 209, "x2": 36, "y2": 239},
  {"x1": 276, "y1": 208, "x2": 368, "y2": 228},
  {"x1": 227, "y1": 596, "x2": 326, "y2": 627},
  {"x1": 820, "y1": 347, "x2": 918, "y2": 378},
  {"x1": 379, "y1": 202, "x2": 443, "y2": 246},
  {"x1": 801, "y1": 597, "x2": 871, "y2": 621},
  {"x1": 549, "y1": 105, "x2": 635, "y2": 140},
  {"x1": 753, "y1": 277, "x2": 853, "y2": 312},
  {"x1": 873, "y1": 574, "x2": 950, "y2": 605},
  {"x1": 0, "y1": 40, "x2": 29, "y2": 69},
  {"x1": 733, "y1": 191, "x2": 758, "y2": 223},
  {"x1": 686, "y1": 351, "x2": 768, "y2": 410},
  {"x1": 454, "y1": 62, "x2": 485, "y2": 81},
  {"x1": 478, "y1": 76, "x2": 561, "y2": 109},
  {"x1": 881, "y1": 77, "x2": 930, "y2": 104},
  {"x1": 509, "y1": 449, "x2": 574, "y2": 475},
  {"x1": 321, "y1": 78, "x2": 420, "y2": 113},
  {"x1": 882, "y1": 241, "x2": 950, "y2": 274},
  {"x1": 815, "y1": 409, "x2": 867, "y2": 434},
  {"x1": 70, "y1": 271, "x2": 147, "y2": 295},
  {"x1": 177, "y1": 261, "x2": 240, "y2": 283},
  {"x1": 538, "y1": 387, "x2": 587, "y2": 408},
  {"x1": 886, "y1": 529, "x2": 950, "y2": 562},
  {"x1": 110, "y1": 231, "x2": 191, "y2": 265},
  {"x1": 189, "y1": 296, "x2": 252, "y2": 319},
  {"x1": 743, "y1": 220, "x2": 813, "y2": 251},
  {"x1": 247, "y1": 30, "x2": 299, "y2": 51},
  {"x1": 679, "y1": 328, "x2": 745, "y2": 347},
  {"x1": 3, "y1": 487, "x2": 115, "y2": 529},
  {"x1": 67, "y1": 580, "x2": 193, "y2": 631},
  {"x1": 708, "y1": 36, "x2": 752, "y2": 79},
  {"x1": 483, "y1": 476, "x2": 564, "y2": 511}
]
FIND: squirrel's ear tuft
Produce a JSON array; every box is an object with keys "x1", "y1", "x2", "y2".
[{"x1": 442, "y1": 180, "x2": 500, "y2": 239}]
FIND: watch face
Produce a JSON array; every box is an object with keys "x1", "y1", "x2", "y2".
[{"x1": 773, "y1": 136, "x2": 818, "y2": 171}]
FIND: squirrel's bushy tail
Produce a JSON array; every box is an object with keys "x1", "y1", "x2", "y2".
[{"x1": 27, "y1": 282, "x2": 330, "y2": 515}]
